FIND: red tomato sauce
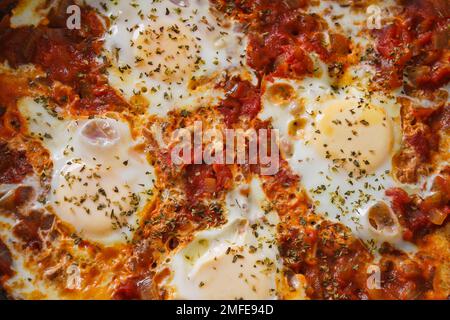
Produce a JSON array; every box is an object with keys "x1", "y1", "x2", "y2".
[
  {"x1": 0, "y1": 143, "x2": 32, "y2": 184},
  {"x1": 217, "y1": 78, "x2": 261, "y2": 127},
  {"x1": 374, "y1": 0, "x2": 450, "y2": 89},
  {"x1": 0, "y1": 7, "x2": 127, "y2": 115},
  {"x1": 113, "y1": 277, "x2": 142, "y2": 300},
  {"x1": 386, "y1": 181, "x2": 449, "y2": 242},
  {"x1": 184, "y1": 163, "x2": 232, "y2": 201},
  {"x1": 218, "y1": 1, "x2": 350, "y2": 79}
]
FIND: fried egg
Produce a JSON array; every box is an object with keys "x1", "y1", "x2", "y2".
[
  {"x1": 260, "y1": 62, "x2": 414, "y2": 252},
  {"x1": 18, "y1": 97, "x2": 155, "y2": 245},
  {"x1": 162, "y1": 178, "x2": 288, "y2": 299},
  {"x1": 92, "y1": 0, "x2": 248, "y2": 117}
]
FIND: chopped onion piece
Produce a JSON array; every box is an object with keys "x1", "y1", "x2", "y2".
[
  {"x1": 81, "y1": 119, "x2": 119, "y2": 147},
  {"x1": 429, "y1": 208, "x2": 447, "y2": 225},
  {"x1": 367, "y1": 201, "x2": 401, "y2": 237}
]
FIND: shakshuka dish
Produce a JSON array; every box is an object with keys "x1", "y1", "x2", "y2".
[{"x1": 0, "y1": 0, "x2": 449, "y2": 300}]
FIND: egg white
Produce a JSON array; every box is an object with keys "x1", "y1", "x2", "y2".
[
  {"x1": 308, "y1": 0, "x2": 398, "y2": 49},
  {"x1": 18, "y1": 97, "x2": 155, "y2": 245},
  {"x1": 9, "y1": 0, "x2": 50, "y2": 28},
  {"x1": 162, "y1": 178, "x2": 285, "y2": 300}
]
